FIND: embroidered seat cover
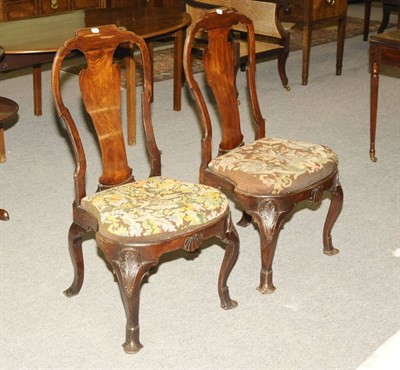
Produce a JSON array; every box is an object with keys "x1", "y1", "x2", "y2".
[
  {"x1": 209, "y1": 138, "x2": 338, "y2": 195},
  {"x1": 81, "y1": 176, "x2": 228, "y2": 240}
]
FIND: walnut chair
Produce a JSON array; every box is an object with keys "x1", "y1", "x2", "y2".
[
  {"x1": 183, "y1": 8, "x2": 343, "y2": 295},
  {"x1": 184, "y1": 0, "x2": 291, "y2": 90},
  {"x1": 51, "y1": 24, "x2": 239, "y2": 354}
]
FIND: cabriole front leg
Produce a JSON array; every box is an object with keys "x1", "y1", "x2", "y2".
[
  {"x1": 323, "y1": 176, "x2": 343, "y2": 256},
  {"x1": 218, "y1": 213, "x2": 239, "y2": 310},
  {"x1": 101, "y1": 242, "x2": 156, "y2": 354},
  {"x1": 253, "y1": 200, "x2": 291, "y2": 294}
]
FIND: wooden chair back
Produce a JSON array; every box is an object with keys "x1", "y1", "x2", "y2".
[
  {"x1": 184, "y1": 8, "x2": 266, "y2": 176},
  {"x1": 52, "y1": 24, "x2": 161, "y2": 202}
]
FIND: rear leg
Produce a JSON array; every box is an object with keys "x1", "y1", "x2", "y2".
[
  {"x1": 218, "y1": 212, "x2": 239, "y2": 310},
  {"x1": 323, "y1": 177, "x2": 343, "y2": 256},
  {"x1": 64, "y1": 222, "x2": 86, "y2": 297}
]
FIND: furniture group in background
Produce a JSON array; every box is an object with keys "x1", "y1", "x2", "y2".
[
  {"x1": 369, "y1": 29, "x2": 400, "y2": 161},
  {"x1": 279, "y1": 0, "x2": 348, "y2": 85},
  {"x1": 0, "y1": 4, "x2": 190, "y2": 145},
  {"x1": 0, "y1": 0, "x2": 107, "y2": 21},
  {"x1": 184, "y1": 0, "x2": 291, "y2": 90},
  {"x1": 363, "y1": 0, "x2": 400, "y2": 41}
]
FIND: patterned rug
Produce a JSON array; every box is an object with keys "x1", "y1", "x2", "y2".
[{"x1": 62, "y1": 16, "x2": 384, "y2": 86}]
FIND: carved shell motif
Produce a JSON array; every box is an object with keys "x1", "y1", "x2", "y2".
[
  {"x1": 310, "y1": 187, "x2": 324, "y2": 203},
  {"x1": 114, "y1": 248, "x2": 142, "y2": 297},
  {"x1": 183, "y1": 233, "x2": 203, "y2": 252}
]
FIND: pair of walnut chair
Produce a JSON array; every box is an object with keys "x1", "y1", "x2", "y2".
[{"x1": 51, "y1": 8, "x2": 343, "y2": 354}]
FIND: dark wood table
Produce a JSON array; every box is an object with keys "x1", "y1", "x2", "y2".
[
  {"x1": 0, "y1": 96, "x2": 19, "y2": 163},
  {"x1": 0, "y1": 6, "x2": 191, "y2": 144},
  {"x1": 279, "y1": 0, "x2": 348, "y2": 85},
  {"x1": 0, "y1": 89, "x2": 19, "y2": 221},
  {"x1": 369, "y1": 29, "x2": 400, "y2": 161}
]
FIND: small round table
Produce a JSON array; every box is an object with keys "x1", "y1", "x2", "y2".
[
  {"x1": 0, "y1": 95, "x2": 19, "y2": 221},
  {"x1": 0, "y1": 96, "x2": 19, "y2": 163}
]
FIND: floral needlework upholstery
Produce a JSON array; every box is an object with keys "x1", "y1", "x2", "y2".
[
  {"x1": 209, "y1": 138, "x2": 338, "y2": 195},
  {"x1": 81, "y1": 176, "x2": 228, "y2": 240}
]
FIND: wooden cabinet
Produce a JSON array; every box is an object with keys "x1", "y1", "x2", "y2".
[
  {"x1": 0, "y1": 0, "x2": 36, "y2": 20},
  {"x1": 0, "y1": 0, "x2": 106, "y2": 21},
  {"x1": 279, "y1": 0, "x2": 348, "y2": 85},
  {"x1": 281, "y1": 0, "x2": 347, "y2": 23},
  {"x1": 110, "y1": 0, "x2": 182, "y2": 9},
  {"x1": 40, "y1": 0, "x2": 70, "y2": 15}
]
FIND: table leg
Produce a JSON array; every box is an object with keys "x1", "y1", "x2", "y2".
[
  {"x1": 336, "y1": 16, "x2": 346, "y2": 76},
  {"x1": 125, "y1": 45, "x2": 137, "y2": 146},
  {"x1": 33, "y1": 65, "x2": 42, "y2": 116},
  {"x1": 302, "y1": 24, "x2": 312, "y2": 85},
  {"x1": 173, "y1": 29, "x2": 183, "y2": 110},
  {"x1": 0, "y1": 125, "x2": 6, "y2": 163},
  {"x1": 370, "y1": 59, "x2": 379, "y2": 162}
]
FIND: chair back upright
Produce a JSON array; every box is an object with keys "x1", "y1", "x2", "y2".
[
  {"x1": 51, "y1": 25, "x2": 161, "y2": 204},
  {"x1": 184, "y1": 9, "x2": 265, "y2": 176}
]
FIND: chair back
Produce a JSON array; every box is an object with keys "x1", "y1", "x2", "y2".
[
  {"x1": 52, "y1": 24, "x2": 161, "y2": 203},
  {"x1": 183, "y1": 8, "x2": 266, "y2": 176}
]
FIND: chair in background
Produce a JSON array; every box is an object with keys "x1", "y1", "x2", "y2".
[
  {"x1": 184, "y1": 0, "x2": 291, "y2": 90},
  {"x1": 184, "y1": 8, "x2": 343, "y2": 294},
  {"x1": 51, "y1": 24, "x2": 239, "y2": 354},
  {"x1": 363, "y1": 0, "x2": 400, "y2": 41}
]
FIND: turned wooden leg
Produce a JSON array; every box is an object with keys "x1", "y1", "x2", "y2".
[
  {"x1": 64, "y1": 222, "x2": 86, "y2": 297},
  {"x1": 323, "y1": 175, "x2": 343, "y2": 256},
  {"x1": 370, "y1": 59, "x2": 379, "y2": 162},
  {"x1": 218, "y1": 213, "x2": 239, "y2": 310},
  {"x1": 252, "y1": 200, "x2": 292, "y2": 294}
]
